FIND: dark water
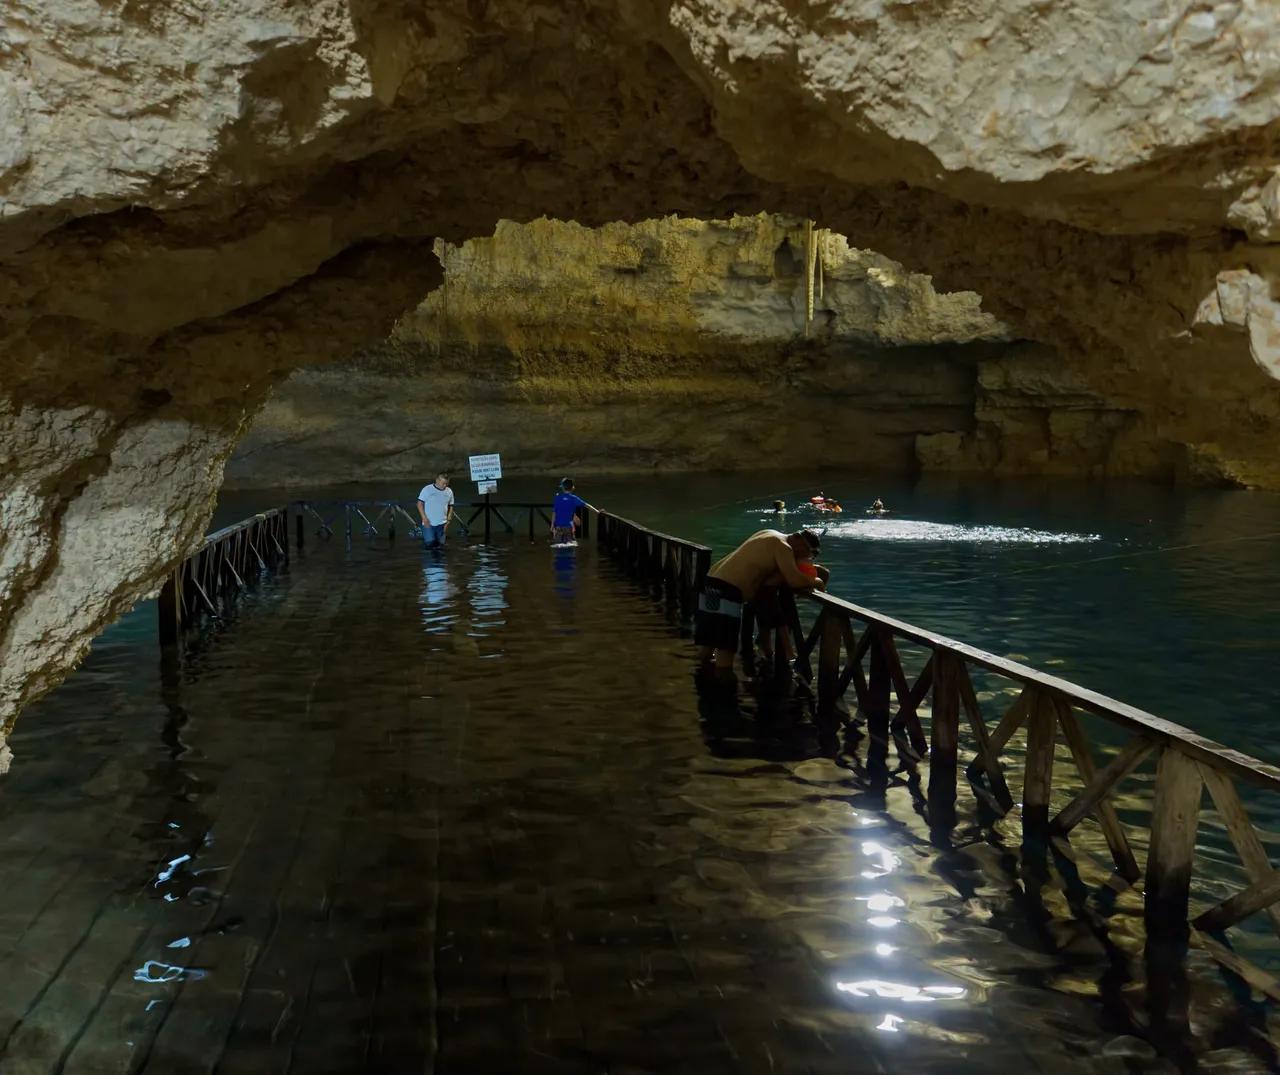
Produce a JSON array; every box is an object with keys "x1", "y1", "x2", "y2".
[{"x1": 2, "y1": 473, "x2": 1280, "y2": 1071}]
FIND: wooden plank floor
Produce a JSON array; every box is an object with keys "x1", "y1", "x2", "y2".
[{"x1": 1, "y1": 539, "x2": 1277, "y2": 1074}]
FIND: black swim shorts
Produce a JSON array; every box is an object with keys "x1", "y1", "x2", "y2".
[{"x1": 694, "y1": 576, "x2": 744, "y2": 653}]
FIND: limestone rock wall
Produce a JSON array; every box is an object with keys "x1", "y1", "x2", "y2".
[
  {"x1": 229, "y1": 215, "x2": 1280, "y2": 490},
  {"x1": 228, "y1": 214, "x2": 1009, "y2": 483},
  {"x1": 7, "y1": 0, "x2": 1280, "y2": 760}
]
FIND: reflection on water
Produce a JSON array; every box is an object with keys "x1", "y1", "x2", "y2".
[{"x1": 3, "y1": 475, "x2": 1280, "y2": 1071}]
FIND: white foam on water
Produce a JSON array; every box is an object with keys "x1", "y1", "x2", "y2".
[{"x1": 822, "y1": 518, "x2": 1101, "y2": 545}]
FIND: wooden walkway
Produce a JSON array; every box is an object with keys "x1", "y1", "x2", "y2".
[{"x1": 2, "y1": 520, "x2": 1280, "y2": 1072}]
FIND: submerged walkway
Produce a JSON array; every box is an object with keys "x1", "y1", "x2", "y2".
[{"x1": 0, "y1": 538, "x2": 1277, "y2": 1073}]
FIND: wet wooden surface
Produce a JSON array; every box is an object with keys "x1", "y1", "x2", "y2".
[{"x1": 1, "y1": 541, "x2": 1277, "y2": 1073}]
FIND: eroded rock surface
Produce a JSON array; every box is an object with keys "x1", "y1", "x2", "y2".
[
  {"x1": 228, "y1": 214, "x2": 1010, "y2": 485},
  {"x1": 230, "y1": 216, "x2": 1280, "y2": 491},
  {"x1": 6, "y1": 0, "x2": 1280, "y2": 756}
]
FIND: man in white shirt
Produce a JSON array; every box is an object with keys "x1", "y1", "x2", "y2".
[{"x1": 417, "y1": 472, "x2": 456, "y2": 548}]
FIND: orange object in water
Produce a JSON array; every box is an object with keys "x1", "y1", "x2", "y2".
[{"x1": 798, "y1": 562, "x2": 818, "y2": 579}]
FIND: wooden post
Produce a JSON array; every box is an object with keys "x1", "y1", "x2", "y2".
[
  {"x1": 1146, "y1": 748, "x2": 1203, "y2": 939},
  {"x1": 344, "y1": 505, "x2": 352, "y2": 548},
  {"x1": 1198, "y1": 763, "x2": 1280, "y2": 937},
  {"x1": 866, "y1": 628, "x2": 892, "y2": 744},
  {"x1": 695, "y1": 549, "x2": 711, "y2": 587},
  {"x1": 928, "y1": 652, "x2": 961, "y2": 817},
  {"x1": 296, "y1": 510, "x2": 305, "y2": 549},
  {"x1": 528, "y1": 505, "x2": 536, "y2": 540},
  {"x1": 483, "y1": 493, "x2": 492, "y2": 543},
  {"x1": 157, "y1": 569, "x2": 181, "y2": 646},
  {"x1": 581, "y1": 510, "x2": 590, "y2": 540},
  {"x1": 817, "y1": 608, "x2": 842, "y2": 712},
  {"x1": 784, "y1": 589, "x2": 811, "y2": 681},
  {"x1": 1053, "y1": 698, "x2": 1140, "y2": 882},
  {"x1": 739, "y1": 603, "x2": 757, "y2": 677},
  {"x1": 1022, "y1": 689, "x2": 1057, "y2": 835}
]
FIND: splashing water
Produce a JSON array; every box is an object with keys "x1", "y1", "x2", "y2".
[{"x1": 824, "y1": 518, "x2": 1101, "y2": 544}]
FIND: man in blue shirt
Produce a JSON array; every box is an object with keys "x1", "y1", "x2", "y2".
[{"x1": 551, "y1": 478, "x2": 602, "y2": 544}]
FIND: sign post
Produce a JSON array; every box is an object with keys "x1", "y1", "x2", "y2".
[{"x1": 469, "y1": 455, "x2": 502, "y2": 543}]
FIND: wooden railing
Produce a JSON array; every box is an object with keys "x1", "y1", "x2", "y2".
[
  {"x1": 293, "y1": 498, "x2": 582, "y2": 545},
  {"x1": 158, "y1": 507, "x2": 290, "y2": 644},
  {"x1": 595, "y1": 512, "x2": 712, "y2": 620},
  {"x1": 593, "y1": 508, "x2": 1280, "y2": 984},
  {"x1": 793, "y1": 588, "x2": 1280, "y2": 992},
  {"x1": 460, "y1": 497, "x2": 591, "y2": 542}
]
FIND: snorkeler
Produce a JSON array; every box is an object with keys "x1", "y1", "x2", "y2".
[{"x1": 695, "y1": 529, "x2": 824, "y2": 675}]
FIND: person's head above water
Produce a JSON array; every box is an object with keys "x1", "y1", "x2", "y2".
[
  {"x1": 559, "y1": 477, "x2": 575, "y2": 492},
  {"x1": 787, "y1": 529, "x2": 821, "y2": 561},
  {"x1": 773, "y1": 500, "x2": 785, "y2": 512}
]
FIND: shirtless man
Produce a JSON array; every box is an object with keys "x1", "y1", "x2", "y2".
[{"x1": 695, "y1": 529, "x2": 824, "y2": 673}]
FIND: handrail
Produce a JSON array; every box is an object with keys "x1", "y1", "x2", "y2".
[
  {"x1": 158, "y1": 506, "x2": 290, "y2": 644},
  {"x1": 805, "y1": 590, "x2": 1280, "y2": 793},
  {"x1": 292, "y1": 498, "x2": 590, "y2": 543},
  {"x1": 600, "y1": 512, "x2": 1280, "y2": 989},
  {"x1": 595, "y1": 512, "x2": 712, "y2": 621},
  {"x1": 200, "y1": 507, "x2": 289, "y2": 549},
  {"x1": 787, "y1": 581, "x2": 1280, "y2": 985},
  {"x1": 594, "y1": 512, "x2": 712, "y2": 555}
]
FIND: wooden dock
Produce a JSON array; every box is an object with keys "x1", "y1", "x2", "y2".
[{"x1": 2, "y1": 507, "x2": 1278, "y2": 1072}]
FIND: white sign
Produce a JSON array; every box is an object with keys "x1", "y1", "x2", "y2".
[
  {"x1": 477, "y1": 480, "x2": 498, "y2": 495},
  {"x1": 469, "y1": 453, "x2": 502, "y2": 482}
]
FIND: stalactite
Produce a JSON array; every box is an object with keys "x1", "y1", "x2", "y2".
[
  {"x1": 818, "y1": 230, "x2": 824, "y2": 300},
  {"x1": 804, "y1": 218, "x2": 815, "y2": 336}
]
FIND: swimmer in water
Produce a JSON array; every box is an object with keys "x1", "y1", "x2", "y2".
[
  {"x1": 869, "y1": 498, "x2": 887, "y2": 515},
  {"x1": 773, "y1": 500, "x2": 786, "y2": 514}
]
